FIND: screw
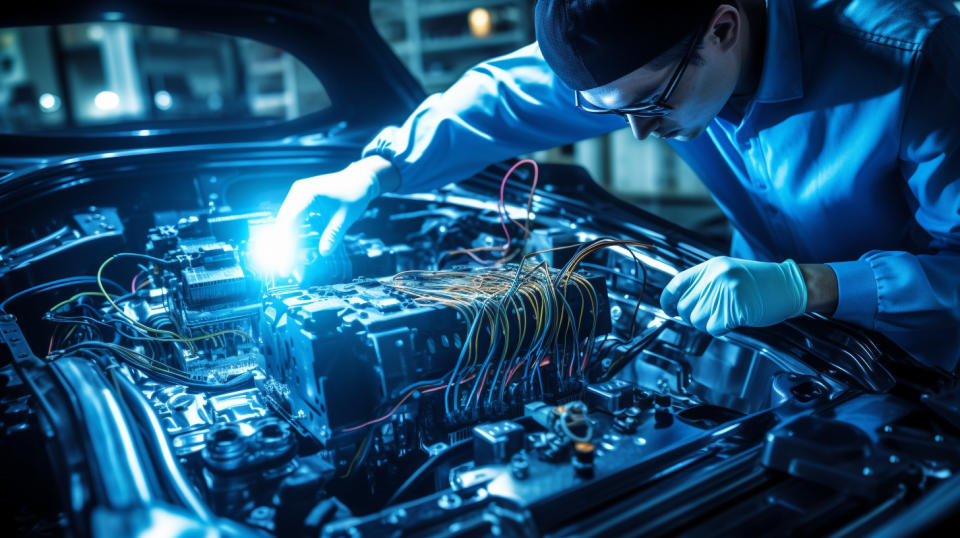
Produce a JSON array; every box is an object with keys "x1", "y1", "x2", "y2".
[
  {"x1": 438, "y1": 493, "x2": 462, "y2": 510},
  {"x1": 387, "y1": 508, "x2": 407, "y2": 524}
]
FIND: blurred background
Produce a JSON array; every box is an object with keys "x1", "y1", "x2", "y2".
[{"x1": 0, "y1": 22, "x2": 329, "y2": 131}]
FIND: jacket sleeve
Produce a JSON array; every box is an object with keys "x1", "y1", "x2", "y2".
[
  {"x1": 362, "y1": 42, "x2": 624, "y2": 193},
  {"x1": 826, "y1": 17, "x2": 960, "y2": 371}
]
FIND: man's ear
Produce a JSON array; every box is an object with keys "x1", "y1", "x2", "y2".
[{"x1": 709, "y1": 5, "x2": 740, "y2": 52}]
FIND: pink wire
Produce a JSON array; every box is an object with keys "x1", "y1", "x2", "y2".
[
  {"x1": 476, "y1": 369, "x2": 488, "y2": 405},
  {"x1": 130, "y1": 271, "x2": 142, "y2": 294},
  {"x1": 497, "y1": 159, "x2": 540, "y2": 252},
  {"x1": 342, "y1": 391, "x2": 415, "y2": 432},
  {"x1": 341, "y1": 375, "x2": 477, "y2": 433}
]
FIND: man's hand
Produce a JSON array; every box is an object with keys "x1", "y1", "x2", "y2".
[
  {"x1": 659, "y1": 257, "x2": 808, "y2": 336},
  {"x1": 273, "y1": 156, "x2": 400, "y2": 273}
]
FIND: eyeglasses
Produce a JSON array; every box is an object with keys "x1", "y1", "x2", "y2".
[{"x1": 574, "y1": 22, "x2": 708, "y2": 118}]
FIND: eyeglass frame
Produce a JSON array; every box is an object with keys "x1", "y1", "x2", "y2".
[{"x1": 573, "y1": 21, "x2": 709, "y2": 118}]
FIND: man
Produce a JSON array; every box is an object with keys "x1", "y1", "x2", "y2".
[{"x1": 277, "y1": 0, "x2": 960, "y2": 371}]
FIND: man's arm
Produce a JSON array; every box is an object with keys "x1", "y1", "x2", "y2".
[
  {"x1": 276, "y1": 43, "x2": 622, "y2": 258},
  {"x1": 362, "y1": 43, "x2": 624, "y2": 193},
  {"x1": 825, "y1": 17, "x2": 960, "y2": 370}
]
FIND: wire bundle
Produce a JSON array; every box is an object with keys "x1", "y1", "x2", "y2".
[
  {"x1": 383, "y1": 238, "x2": 652, "y2": 423},
  {"x1": 20, "y1": 253, "x2": 257, "y2": 390}
]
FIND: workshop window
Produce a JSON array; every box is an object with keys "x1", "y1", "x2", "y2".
[{"x1": 0, "y1": 23, "x2": 330, "y2": 133}]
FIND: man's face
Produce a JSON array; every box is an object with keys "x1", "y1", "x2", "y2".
[{"x1": 578, "y1": 10, "x2": 743, "y2": 141}]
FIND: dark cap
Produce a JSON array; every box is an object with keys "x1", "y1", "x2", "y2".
[{"x1": 535, "y1": 0, "x2": 720, "y2": 91}]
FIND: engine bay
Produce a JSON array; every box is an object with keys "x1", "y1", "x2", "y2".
[{"x1": 1, "y1": 158, "x2": 957, "y2": 537}]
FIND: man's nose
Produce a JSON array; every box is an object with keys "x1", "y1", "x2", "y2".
[{"x1": 626, "y1": 114, "x2": 659, "y2": 141}]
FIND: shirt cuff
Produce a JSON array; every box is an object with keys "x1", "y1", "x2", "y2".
[
  {"x1": 362, "y1": 127, "x2": 397, "y2": 160},
  {"x1": 362, "y1": 127, "x2": 405, "y2": 190},
  {"x1": 826, "y1": 260, "x2": 879, "y2": 329}
]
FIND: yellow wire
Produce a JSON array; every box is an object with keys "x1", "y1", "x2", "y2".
[
  {"x1": 340, "y1": 432, "x2": 370, "y2": 478},
  {"x1": 49, "y1": 291, "x2": 114, "y2": 312},
  {"x1": 59, "y1": 325, "x2": 77, "y2": 347},
  {"x1": 97, "y1": 256, "x2": 254, "y2": 351},
  {"x1": 98, "y1": 256, "x2": 188, "y2": 343}
]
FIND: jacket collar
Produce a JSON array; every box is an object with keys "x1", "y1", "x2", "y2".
[{"x1": 754, "y1": 0, "x2": 804, "y2": 103}]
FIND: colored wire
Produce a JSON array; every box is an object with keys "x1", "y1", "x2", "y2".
[
  {"x1": 1, "y1": 277, "x2": 126, "y2": 312},
  {"x1": 439, "y1": 159, "x2": 539, "y2": 265},
  {"x1": 131, "y1": 270, "x2": 144, "y2": 294},
  {"x1": 97, "y1": 254, "x2": 253, "y2": 350},
  {"x1": 339, "y1": 431, "x2": 373, "y2": 478},
  {"x1": 373, "y1": 238, "x2": 655, "y2": 421}
]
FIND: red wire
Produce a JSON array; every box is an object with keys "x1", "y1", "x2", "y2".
[
  {"x1": 497, "y1": 159, "x2": 539, "y2": 252},
  {"x1": 503, "y1": 357, "x2": 551, "y2": 390},
  {"x1": 341, "y1": 375, "x2": 477, "y2": 432},
  {"x1": 463, "y1": 250, "x2": 494, "y2": 266},
  {"x1": 503, "y1": 361, "x2": 523, "y2": 389},
  {"x1": 476, "y1": 369, "x2": 489, "y2": 405},
  {"x1": 342, "y1": 391, "x2": 415, "y2": 432},
  {"x1": 438, "y1": 159, "x2": 539, "y2": 266},
  {"x1": 580, "y1": 342, "x2": 593, "y2": 373},
  {"x1": 424, "y1": 374, "x2": 476, "y2": 394}
]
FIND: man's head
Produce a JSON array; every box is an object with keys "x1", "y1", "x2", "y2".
[{"x1": 536, "y1": 1, "x2": 752, "y2": 141}]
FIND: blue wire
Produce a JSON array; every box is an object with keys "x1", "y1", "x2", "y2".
[
  {"x1": 445, "y1": 304, "x2": 488, "y2": 418},
  {"x1": 464, "y1": 304, "x2": 504, "y2": 413},
  {"x1": 1, "y1": 277, "x2": 126, "y2": 312},
  {"x1": 535, "y1": 359, "x2": 544, "y2": 397},
  {"x1": 555, "y1": 291, "x2": 581, "y2": 377}
]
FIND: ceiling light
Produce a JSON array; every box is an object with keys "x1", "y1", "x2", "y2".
[
  {"x1": 38, "y1": 93, "x2": 61, "y2": 112},
  {"x1": 94, "y1": 90, "x2": 120, "y2": 111},
  {"x1": 154, "y1": 90, "x2": 173, "y2": 111},
  {"x1": 468, "y1": 8, "x2": 493, "y2": 38}
]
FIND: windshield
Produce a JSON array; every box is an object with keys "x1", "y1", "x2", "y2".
[{"x1": 0, "y1": 23, "x2": 330, "y2": 134}]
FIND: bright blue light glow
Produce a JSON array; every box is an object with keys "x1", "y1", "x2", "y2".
[
  {"x1": 94, "y1": 90, "x2": 120, "y2": 111},
  {"x1": 154, "y1": 91, "x2": 173, "y2": 111},
  {"x1": 87, "y1": 25, "x2": 104, "y2": 41},
  {"x1": 38, "y1": 93, "x2": 60, "y2": 112},
  {"x1": 248, "y1": 224, "x2": 295, "y2": 276}
]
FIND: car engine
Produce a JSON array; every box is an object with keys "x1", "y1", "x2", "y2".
[{"x1": 1, "y1": 159, "x2": 958, "y2": 537}]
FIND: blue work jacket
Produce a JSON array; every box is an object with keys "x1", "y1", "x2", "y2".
[{"x1": 364, "y1": 0, "x2": 960, "y2": 371}]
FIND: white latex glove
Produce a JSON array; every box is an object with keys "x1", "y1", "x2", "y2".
[
  {"x1": 272, "y1": 156, "x2": 399, "y2": 274},
  {"x1": 660, "y1": 256, "x2": 808, "y2": 336}
]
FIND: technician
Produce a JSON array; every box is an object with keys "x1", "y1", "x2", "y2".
[{"x1": 277, "y1": 0, "x2": 960, "y2": 371}]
